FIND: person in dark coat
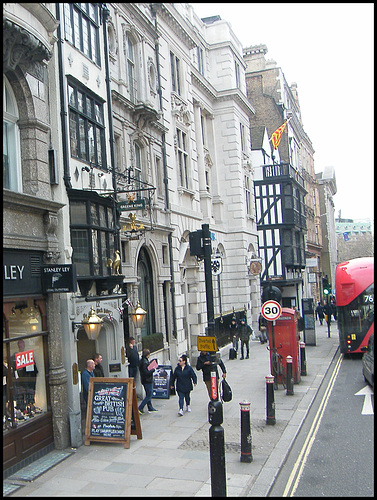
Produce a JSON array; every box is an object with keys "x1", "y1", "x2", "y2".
[
  {"x1": 93, "y1": 353, "x2": 105, "y2": 377},
  {"x1": 315, "y1": 302, "x2": 324, "y2": 325},
  {"x1": 296, "y1": 310, "x2": 305, "y2": 333},
  {"x1": 170, "y1": 354, "x2": 197, "y2": 416},
  {"x1": 258, "y1": 313, "x2": 268, "y2": 344},
  {"x1": 126, "y1": 337, "x2": 139, "y2": 379},
  {"x1": 331, "y1": 297, "x2": 337, "y2": 320},
  {"x1": 238, "y1": 318, "x2": 253, "y2": 359},
  {"x1": 82, "y1": 359, "x2": 95, "y2": 405},
  {"x1": 196, "y1": 351, "x2": 226, "y2": 400},
  {"x1": 138, "y1": 348, "x2": 158, "y2": 414},
  {"x1": 229, "y1": 317, "x2": 239, "y2": 352},
  {"x1": 323, "y1": 302, "x2": 332, "y2": 324}
]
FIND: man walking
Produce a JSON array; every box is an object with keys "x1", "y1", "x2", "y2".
[
  {"x1": 126, "y1": 337, "x2": 139, "y2": 379},
  {"x1": 238, "y1": 318, "x2": 253, "y2": 359},
  {"x1": 196, "y1": 351, "x2": 226, "y2": 400}
]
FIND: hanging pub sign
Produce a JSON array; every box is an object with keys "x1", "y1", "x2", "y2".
[
  {"x1": 117, "y1": 199, "x2": 145, "y2": 211},
  {"x1": 41, "y1": 264, "x2": 77, "y2": 293}
]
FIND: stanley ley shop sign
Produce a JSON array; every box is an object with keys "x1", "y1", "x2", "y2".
[
  {"x1": 3, "y1": 250, "x2": 76, "y2": 295},
  {"x1": 41, "y1": 264, "x2": 77, "y2": 293}
]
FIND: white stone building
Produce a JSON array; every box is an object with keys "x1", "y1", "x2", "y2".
[{"x1": 3, "y1": 3, "x2": 260, "y2": 460}]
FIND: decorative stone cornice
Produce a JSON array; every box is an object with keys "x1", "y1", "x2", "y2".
[
  {"x1": 150, "y1": 3, "x2": 197, "y2": 49},
  {"x1": 3, "y1": 19, "x2": 52, "y2": 72}
]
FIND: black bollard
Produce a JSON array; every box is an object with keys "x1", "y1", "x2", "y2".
[
  {"x1": 208, "y1": 401, "x2": 226, "y2": 496},
  {"x1": 299, "y1": 341, "x2": 307, "y2": 376},
  {"x1": 265, "y1": 374, "x2": 276, "y2": 425},
  {"x1": 239, "y1": 400, "x2": 252, "y2": 462},
  {"x1": 286, "y1": 355, "x2": 294, "y2": 395}
]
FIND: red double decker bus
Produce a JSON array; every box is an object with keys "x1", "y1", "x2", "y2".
[{"x1": 335, "y1": 257, "x2": 374, "y2": 354}]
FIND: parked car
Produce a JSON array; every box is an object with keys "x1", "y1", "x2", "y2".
[{"x1": 361, "y1": 334, "x2": 374, "y2": 390}]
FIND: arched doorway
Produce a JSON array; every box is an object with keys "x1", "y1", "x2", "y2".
[
  {"x1": 137, "y1": 247, "x2": 156, "y2": 338},
  {"x1": 77, "y1": 328, "x2": 96, "y2": 373}
]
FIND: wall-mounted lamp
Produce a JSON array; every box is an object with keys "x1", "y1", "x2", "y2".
[
  {"x1": 98, "y1": 172, "x2": 104, "y2": 177},
  {"x1": 72, "y1": 306, "x2": 104, "y2": 341},
  {"x1": 82, "y1": 166, "x2": 91, "y2": 172},
  {"x1": 129, "y1": 300, "x2": 147, "y2": 329}
]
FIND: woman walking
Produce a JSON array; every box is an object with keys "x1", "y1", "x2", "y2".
[
  {"x1": 138, "y1": 348, "x2": 158, "y2": 414},
  {"x1": 170, "y1": 354, "x2": 197, "y2": 416}
]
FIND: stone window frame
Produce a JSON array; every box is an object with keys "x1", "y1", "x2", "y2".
[
  {"x1": 63, "y1": 3, "x2": 101, "y2": 67},
  {"x1": 3, "y1": 75, "x2": 22, "y2": 193},
  {"x1": 67, "y1": 78, "x2": 106, "y2": 169},
  {"x1": 170, "y1": 51, "x2": 182, "y2": 96}
]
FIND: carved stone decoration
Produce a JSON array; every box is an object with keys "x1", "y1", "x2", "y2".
[
  {"x1": 171, "y1": 94, "x2": 191, "y2": 127},
  {"x1": 43, "y1": 212, "x2": 60, "y2": 258},
  {"x1": 43, "y1": 251, "x2": 61, "y2": 264},
  {"x1": 147, "y1": 57, "x2": 157, "y2": 95},
  {"x1": 3, "y1": 20, "x2": 52, "y2": 72},
  {"x1": 204, "y1": 152, "x2": 213, "y2": 168},
  {"x1": 107, "y1": 18, "x2": 118, "y2": 59}
]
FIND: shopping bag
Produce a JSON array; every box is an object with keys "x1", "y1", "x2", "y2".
[{"x1": 221, "y1": 379, "x2": 232, "y2": 402}]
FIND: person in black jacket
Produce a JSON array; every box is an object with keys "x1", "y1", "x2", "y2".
[
  {"x1": 126, "y1": 337, "x2": 139, "y2": 379},
  {"x1": 138, "y1": 349, "x2": 158, "y2": 414},
  {"x1": 238, "y1": 318, "x2": 253, "y2": 359},
  {"x1": 93, "y1": 353, "x2": 105, "y2": 377},
  {"x1": 315, "y1": 302, "x2": 324, "y2": 325},
  {"x1": 229, "y1": 317, "x2": 239, "y2": 352},
  {"x1": 170, "y1": 354, "x2": 197, "y2": 416},
  {"x1": 196, "y1": 351, "x2": 226, "y2": 400},
  {"x1": 258, "y1": 313, "x2": 268, "y2": 344}
]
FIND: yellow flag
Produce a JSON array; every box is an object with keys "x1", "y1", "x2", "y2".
[{"x1": 270, "y1": 121, "x2": 287, "y2": 150}]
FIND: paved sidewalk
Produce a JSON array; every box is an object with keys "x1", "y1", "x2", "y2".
[{"x1": 4, "y1": 322, "x2": 339, "y2": 497}]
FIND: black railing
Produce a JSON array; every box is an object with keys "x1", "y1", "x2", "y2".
[
  {"x1": 213, "y1": 310, "x2": 246, "y2": 348},
  {"x1": 263, "y1": 163, "x2": 305, "y2": 188}
]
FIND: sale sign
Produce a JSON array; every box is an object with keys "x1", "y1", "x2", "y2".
[{"x1": 15, "y1": 350, "x2": 35, "y2": 370}]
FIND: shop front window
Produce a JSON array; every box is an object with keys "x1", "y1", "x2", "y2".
[{"x1": 3, "y1": 301, "x2": 48, "y2": 431}]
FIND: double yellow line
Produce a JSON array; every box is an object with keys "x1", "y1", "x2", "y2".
[{"x1": 282, "y1": 353, "x2": 343, "y2": 497}]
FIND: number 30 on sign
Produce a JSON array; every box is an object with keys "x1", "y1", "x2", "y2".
[{"x1": 261, "y1": 300, "x2": 282, "y2": 321}]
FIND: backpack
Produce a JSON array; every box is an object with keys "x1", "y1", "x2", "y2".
[{"x1": 221, "y1": 379, "x2": 232, "y2": 402}]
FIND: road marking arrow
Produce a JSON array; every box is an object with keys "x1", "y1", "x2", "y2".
[{"x1": 354, "y1": 385, "x2": 374, "y2": 415}]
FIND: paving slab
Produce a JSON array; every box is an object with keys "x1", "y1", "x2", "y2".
[{"x1": 4, "y1": 322, "x2": 339, "y2": 497}]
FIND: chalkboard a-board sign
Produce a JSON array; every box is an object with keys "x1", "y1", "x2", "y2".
[{"x1": 85, "y1": 378, "x2": 142, "y2": 448}]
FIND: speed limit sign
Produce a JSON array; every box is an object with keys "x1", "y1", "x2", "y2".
[{"x1": 261, "y1": 300, "x2": 282, "y2": 321}]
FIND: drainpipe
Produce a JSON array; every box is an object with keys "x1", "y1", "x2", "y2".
[
  {"x1": 56, "y1": 4, "x2": 71, "y2": 189},
  {"x1": 101, "y1": 4, "x2": 120, "y2": 252},
  {"x1": 152, "y1": 6, "x2": 177, "y2": 340}
]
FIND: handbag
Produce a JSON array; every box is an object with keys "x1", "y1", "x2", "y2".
[{"x1": 221, "y1": 379, "x2": 232, "y2": 402}]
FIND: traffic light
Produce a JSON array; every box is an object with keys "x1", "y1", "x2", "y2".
[
  {"x1": 262, "y1": 285, "x2": 282, "y2": 304},
  {"x1": 322, "y1": 276, "x2": 330, "y2": 296},
  {"x1": 189, "y1": 229, "x2": 204, "y2": 256}
]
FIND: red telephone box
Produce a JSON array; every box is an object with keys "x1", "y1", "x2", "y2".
[{"x1": 267, "y1": 308, "x2": 301, "y2": 384}]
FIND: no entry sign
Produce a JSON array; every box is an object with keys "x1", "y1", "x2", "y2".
[{"x1": 261, "y1": 300, "x2": 282, "y2": 321}]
